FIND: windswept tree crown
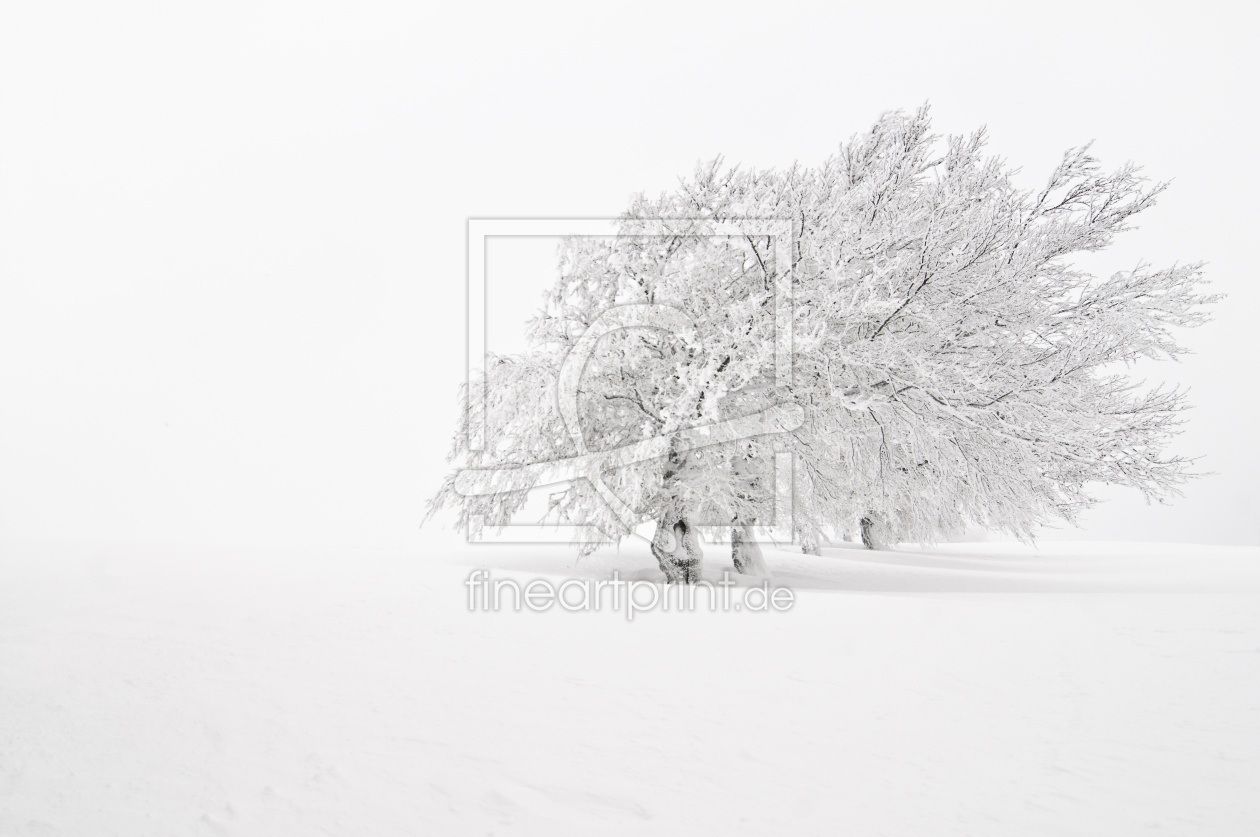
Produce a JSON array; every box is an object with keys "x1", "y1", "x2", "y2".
[{"x1": 429, "y1": 106, "x2": 1217, "y2": 560}]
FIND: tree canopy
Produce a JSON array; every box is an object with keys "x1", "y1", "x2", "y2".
[{"x1": 428, "y1": 106, "x2": 1218, "y2": 580}]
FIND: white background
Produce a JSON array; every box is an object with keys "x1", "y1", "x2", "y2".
[{"x1": 1, "y1": 1, "x2": 1257, "y2": 551}]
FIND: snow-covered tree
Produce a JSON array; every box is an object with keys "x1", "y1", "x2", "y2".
[{"x1": 427, "y1": 105, "x2": 1218, "y2": 578}]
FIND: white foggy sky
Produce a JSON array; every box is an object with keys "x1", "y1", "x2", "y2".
[{"x1": 0, "y1": 1, "x2": 1256, "y2": 550}]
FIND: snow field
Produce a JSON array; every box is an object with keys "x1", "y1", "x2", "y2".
[{"x1": 2, "y1": 539, "x2": 1258, "y2": 835}]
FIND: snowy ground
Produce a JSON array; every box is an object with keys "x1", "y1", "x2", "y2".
[{"x1": 2, "y1": 538, "x2": 1259, "y2": 836}]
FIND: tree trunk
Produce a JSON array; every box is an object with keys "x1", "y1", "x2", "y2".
[
  {"x1": 860, "y1": 514, "x2": 892, "y2": 550},
  {"x1": 800, "y1": 534, "x2": 822, "y2": 556},
  {"x1": 731, "y1": 525, "x2": 768, "y2": 575},
  {"x1": 860, "y1": 515, "x2": 878, "y2": 550},
  {"x1": 650, "y1": 443, "x2": 703, "y2": 583},
  {"x1": 729, "y1": 445, "x2": 769, "y2": 575},
  {"x1": 651, "y1": 512, "x2": 703, "y2": 584}
]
